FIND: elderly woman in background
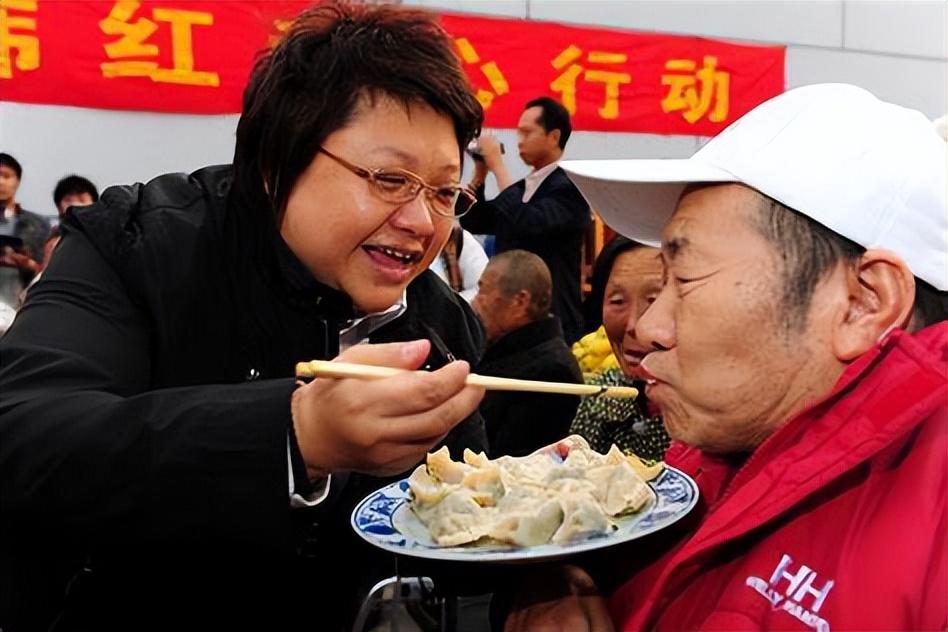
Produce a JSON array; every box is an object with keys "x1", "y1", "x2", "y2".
[{"x1": 570, "y1": 237, "x2": 670, "y2": 462}]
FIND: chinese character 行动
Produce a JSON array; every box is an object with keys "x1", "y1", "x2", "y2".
[
  {"x1": 0, "y1": 0, "x2": 40, "y2": 79},
  {"x1": 550, "y1": 45, "x2": 631, "y2": 120},
  {"x1": 661, "y1": 55, "x2": 730, "y2": 124},
  {"x1": 455, "y1": 37, "x2": 509, "y2": 110},
  {"x1": 99, "y1": 0, "x2": 219, "y2": 87}
]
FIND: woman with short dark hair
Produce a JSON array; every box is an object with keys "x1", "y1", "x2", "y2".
[{"x1": 0, "y1": 4, "x2": 486, "y2": 630}]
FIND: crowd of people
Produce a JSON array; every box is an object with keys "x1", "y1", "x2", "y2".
[
  {"x1": 0, "y1": 155, "x2": 98, "y2": 321},
  {"x1": 0, "y1": 3, "x2": 944, "y2": 632}
]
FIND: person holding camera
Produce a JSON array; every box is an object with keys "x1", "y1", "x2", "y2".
[
  {"x1": 0, "y1": 153, "x2": 50, "y2": 308},
  {"x1": 461, "y1": 97, "x2": 591, "y2": 344}
]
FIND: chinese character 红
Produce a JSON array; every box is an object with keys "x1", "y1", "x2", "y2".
[
  {"x1": 455, "y1": 37, "x2": 509, "y2": 110},
  {"x1": 0, "y1": 0, "x2": 39, "y2": 79},
  {"x1": 550, "y1": 45, "x2": 631, "y2": 120},
  {"x1": 99, "y1": 0, "x2": 219, "y2": 87},
  {"x1": 661, "y1": 55, "x2": 730, "y2": 124}
]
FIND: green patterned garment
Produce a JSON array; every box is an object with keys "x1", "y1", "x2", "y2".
[{"x1": 569, "y1": 367, "x2": 670, "y2": 463}]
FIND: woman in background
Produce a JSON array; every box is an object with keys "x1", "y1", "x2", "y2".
[{"x1": 570, "y1": 237, "x2": 670, "y2": 462}]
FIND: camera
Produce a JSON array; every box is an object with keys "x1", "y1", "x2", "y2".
[
  {"x1": 466, "y1": 139, "x2": 505, "y2": 162},
  {"x1": 0, "y1": 216, "x2": 23, "y2": 250}
]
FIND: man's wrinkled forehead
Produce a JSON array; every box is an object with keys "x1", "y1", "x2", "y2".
[{"x1": 660, "y1": 182, "x2": 760, "y2": 260}]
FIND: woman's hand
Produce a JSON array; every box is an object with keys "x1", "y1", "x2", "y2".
[
  {"x1": 291, "y1": 339, "x2": 484, "y2": 478},
  {"x1": 505, "y1": 565, "x2": 614, "y2": 632}
]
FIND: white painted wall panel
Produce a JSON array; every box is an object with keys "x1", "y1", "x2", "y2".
[
  {"x1": 412, "y1": 0, "x2": 527, "y2": 18},
  {"x1": 0, "y1": 102, "x2": 238, "y2": 217},
  {"x1": 465, "y1": 128, "x2": 702, "y2": 198},
  {"x1": 788, "y1": 47, "x2": 947, "y2": 117},
  {"x1": 843, "y1": 0, "x2": 947, "y2": 60},
  {"x1": 525, "y1": 0, "x2": 844, "y2": 48}
]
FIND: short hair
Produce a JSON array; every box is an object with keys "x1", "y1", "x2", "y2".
[
  {"x1": 53, "y1": 175, "x2": 99, "y2": 208},
  {"x1": 751, "y1": 193, "x2": 947, "y2": 331},
  {"x1": 525, "y1": 97, "x2": 572, "y2": 149},
  {"x1": 490, "y1": 249, "x2": 552, "y2": 321},
  {"x1": 0, "y1": 153, "x2": 22, "y2": 180},
  {"x1": 233, "y1": 3, "x2": 483, "y2": 221}
]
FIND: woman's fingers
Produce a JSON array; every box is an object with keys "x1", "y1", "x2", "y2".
[{"x1": 336, "y1": 339, "x2": 431, "y2": 369}]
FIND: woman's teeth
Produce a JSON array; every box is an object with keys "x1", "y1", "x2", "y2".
[{"x1": 369, "y1": 245, "x2": 419, "y2": 263}]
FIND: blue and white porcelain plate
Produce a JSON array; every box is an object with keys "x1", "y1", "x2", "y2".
[{"x1": 351, "y1": 466, "x2": 698, "y2": 563}]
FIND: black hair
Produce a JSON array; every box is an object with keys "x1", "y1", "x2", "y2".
[
  {"x1": 53, "y1": 175, "x2": 99, "y2": 209},
  {"x1": 581, "y1": 236, "x2": 649, "y2": 334},
  {"x1": 0, "y1": 153, "x2": 22, "y2": 180},
  {"x1": 233, "y1": 2, "x2": 483, "y2": 222},
  {"x1": 525, "y1": 96, "x2": 572, "y2": 149},
  {"x1": 752, "y1": 194, "x2": 947, "y2": 331}
]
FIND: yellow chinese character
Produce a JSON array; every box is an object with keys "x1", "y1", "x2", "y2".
[
  {"x1": 455, "y1": 37, "x2": 509, "y2": 110},
  {"x1": 268, "y1": 18, "x2": 292, "y2": 49},
  {"x1": 0, "y1": 0, "x2": 40, "y2": 80},
  {"x1": 661, "y1": 56, "x2": 730, "y2": 124},
  {"x1": 550, "y1": 45, "x2": 631, "y2": 119},
  {"x1": 99, "y1": 0, "x2": 219, "y2": 87}
]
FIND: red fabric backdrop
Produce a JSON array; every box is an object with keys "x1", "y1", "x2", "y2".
[{"x1": 0, "y1": 1, "x2": 784, "y2": 135}]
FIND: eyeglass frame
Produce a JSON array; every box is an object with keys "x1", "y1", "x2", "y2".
[{"x1": 316, "y1": 147, "x2": 476, "y2": 218}]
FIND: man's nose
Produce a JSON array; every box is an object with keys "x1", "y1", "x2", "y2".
[{"x1": 635, "y1": 288, "x2": 676, "y2": 351}]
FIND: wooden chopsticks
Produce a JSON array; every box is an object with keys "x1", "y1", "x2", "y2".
[{"x1": 295, "y1": 360, "x2": 639, "y2": 399}]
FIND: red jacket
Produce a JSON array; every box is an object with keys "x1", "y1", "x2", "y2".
[{"x1": 611, "y1": 323, "x2": 948, "y2": 631}]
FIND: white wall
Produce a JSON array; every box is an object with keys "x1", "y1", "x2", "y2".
[
  {"x1": 0, "y1": 102, "x2": 239, "y2": 217},
  {"x1": 2, "y1": 0, "x2": 945, "y2": 214}
]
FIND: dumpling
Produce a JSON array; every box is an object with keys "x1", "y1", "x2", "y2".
[
  {"x1": 463, "y1": 449, "x2": 491, "y2": 469},
  {"x1": 413, "y1": 487, "x2": 489, "y2": 546},
  {"x1": 426, "y1": 446, "x2": 472, "y2": 484},
  {"x1": 550, "y1": 491, "x2": 613, "y2": 544},
  {"x1": 407, "y1": 463, "x2": 450, "y2": 507},
  {"x1": 460, "y1": 466, "x2": 505, "y2": 507},
  {"x1": 585, "y1": 462, "x2": 654, "y2": 516},
  {"x1": 489, "y1": 497, "x2": 564, "y2": 546},
  {"x1": 409, "y1": 438, "x2": 660, "y2": 548}
]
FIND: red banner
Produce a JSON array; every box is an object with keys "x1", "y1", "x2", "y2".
[{"x1": 1, "y1": 1, "x2": 785, "y2": 135}]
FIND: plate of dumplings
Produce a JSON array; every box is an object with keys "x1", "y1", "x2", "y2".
[{"x1": 351, "y1": 435, "x2": 698, "y2": 563}]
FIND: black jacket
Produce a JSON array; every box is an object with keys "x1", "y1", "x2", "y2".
[
  {"x1": 461, "y1": 167, "x2": 591, "y2": 344},
  {"x1": 0, "y1": 166, "x2": 486, "y2": 631},
  {"x1": 476, "y1": 317, "x2": 583, "y2": 458}
]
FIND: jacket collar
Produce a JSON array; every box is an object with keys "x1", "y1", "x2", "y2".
[
  {"x1": 272, "y1": 233, "x2": 355, "y2": 321},
  {"x1": 616, "y1": 323, "x2": 948, "y2": 629},
  {"x1": 224, "y1": 168, "x2": 355, "y2": 322},
  {"x1": 482, "y1": 316, "x2": 564, "y2": 363}
]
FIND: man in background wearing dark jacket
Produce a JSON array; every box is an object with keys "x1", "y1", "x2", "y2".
[
  {"x1": 462, "y1": 97, "x2": 591, "y2": 344},
  {"x1": 473, "y1": 250, "x2": 583, "y2": 457}
]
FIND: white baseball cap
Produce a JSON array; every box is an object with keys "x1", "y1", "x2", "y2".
[{"x1": 562, "y1": 83, "x2": 948, "y2": 291}]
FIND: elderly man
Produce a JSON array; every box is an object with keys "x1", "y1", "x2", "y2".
[
  {"x1": 472, "y1": 249, "x2": 583, "y2": 457},
  {"x1": 505, "y1": 84, "x2": 946, "y2": 631}
]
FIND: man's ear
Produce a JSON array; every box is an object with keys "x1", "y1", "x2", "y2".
[
  {"x1": 513, "y1": 289, "x2": 532, "y2": 317},
  {"x1": 833, "y1": 249, "x2": 915, "y2": 361}
]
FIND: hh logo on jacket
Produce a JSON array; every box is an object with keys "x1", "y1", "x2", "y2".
[{"x1": 745, "y1": 553, "x2": 835, "y2": 632}]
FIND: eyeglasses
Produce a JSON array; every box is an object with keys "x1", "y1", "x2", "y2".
[{"x1": 317, "y1": 147, "x2": 476, "y2": 218}]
